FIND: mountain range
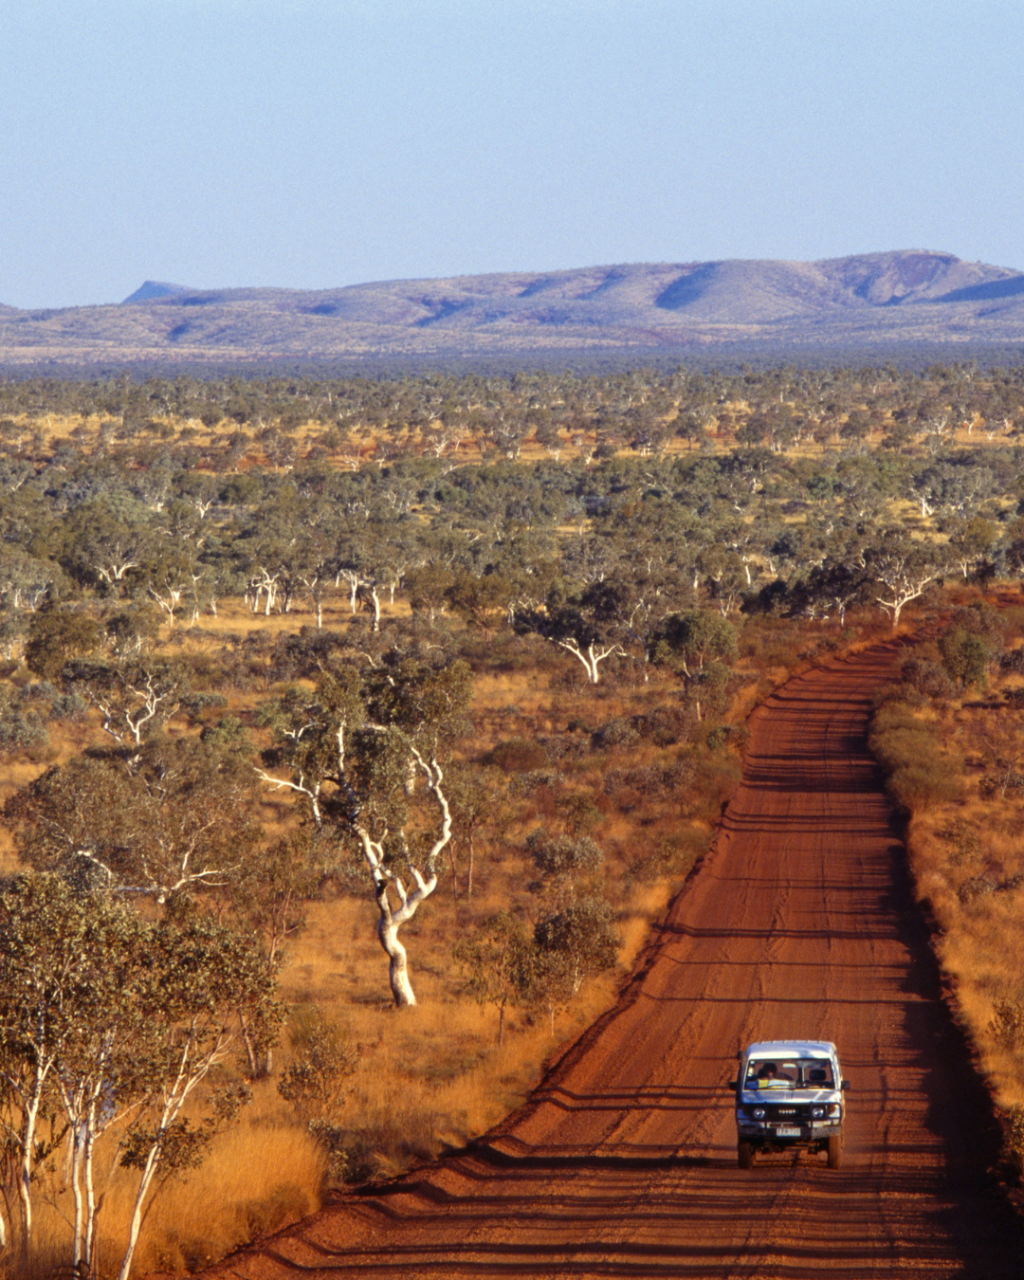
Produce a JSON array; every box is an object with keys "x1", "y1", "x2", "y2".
[{"x1": 4, "y1": 250, "x2": 1024, "y2": 370}]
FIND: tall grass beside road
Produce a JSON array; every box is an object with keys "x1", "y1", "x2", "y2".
[{"x1": 869, "y1": 593, "x2": 1024, "y2": 1180}]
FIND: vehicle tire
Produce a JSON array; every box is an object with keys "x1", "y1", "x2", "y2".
[
  {"x1": 827, "y1": 1135, "x2": 843, "y2": 1169},
  {"x1": 738, "y1": 1141, "x2": 754, "y2": 1169}
]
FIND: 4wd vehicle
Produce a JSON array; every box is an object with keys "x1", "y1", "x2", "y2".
[{"x1": 730, "y1": 1039, "x2": 849, "y2": 1169}]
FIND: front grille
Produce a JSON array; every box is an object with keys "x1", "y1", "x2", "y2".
[{"x1": 763, "y1": 1104, "x2": 813, "y2": 1121}]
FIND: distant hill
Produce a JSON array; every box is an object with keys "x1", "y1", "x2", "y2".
[
  {"x1": 3, "y1": 251, "x2": 1024, "y2": 371},
  {"x1": 121, "y1": 281, "x2": 191, "y2": 304}
]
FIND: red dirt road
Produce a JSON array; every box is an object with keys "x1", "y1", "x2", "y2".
[{"x1": 207, "y1": 645, "x2": 1023, "y2": 1279}]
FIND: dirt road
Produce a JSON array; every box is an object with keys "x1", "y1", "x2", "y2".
[{"x1": 207, "y1": 644, "x2": 1023, "y2": 1279}]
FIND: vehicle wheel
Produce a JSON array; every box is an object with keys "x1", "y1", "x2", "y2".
[
  {"x1": 827, "y1": 1135, "x2": 843, "y2": 1169},
  {"x1": 738, "y1": 1141, "x2": 754, "y2": 1169}
]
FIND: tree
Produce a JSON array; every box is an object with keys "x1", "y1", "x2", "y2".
[
  {"x1": 527, "y1": 831, "x2": 604, "y2": 899},
  {"x1": 217, "y1": 829, "x2": 319, "y2": 1076},
  {"x1": 64, "y1": 656, "x2": 189, "y2": 758},
  {"x1": 514, "y1": 581, "x2": 631, "y2": 684},
  {"x1": 257, "y1": 652, "x2": 471, "y2": 1006},
  {"x1": 481, "y1": 406, "x2": 528, "y2": 461},
  {"x1": 0, "y1": 876, "x2": 279, "y2": 1278},
  {"x1": 143, "y1": 544, "x2": 201, "y2": 627},
  {"x1": 102, "y1": 604, "x2": 161, "y2": 662},
  {"x1": 939, "y1": 626, "x2": 990, "y2": 691},
  {"x1": 649, "y1": 610, "x2": 738, "y2": 719},
  {"x1": 24, "y1": 605, "x2": 100, "y2": 683},
  {"x1": 2, "y1": 880, "x2": 152, "y2": 1273},
  {"x1": 222, "y1": 829, "x2": 317, "y2": 972},
  {"x1": 277, "y1": 1007, "x2": 358, "y2": 1121},
  {"x1": 114, "y1": 911, "x2": 280, "y2": 1280},
  {"x1": 405, "y1": 563, "x2": 456, "y2": 625},
  {"x1": 865, "y1": 533, "x2": 945, "y2": 631},
  {"x1": 59, "y1": 496, "x2": 153, "y2": 597},
  {"x1": 7, "y1": 736, "x2": 263, "y2": 906},
  {"x1": 673, "y1": 409, "x2": 710, "y2": 451},
  {"x1": 908, "y1": 459, "x2": 995, "y2": 520},
  {"x1": 533, "y1": 896, "x2": 620, "y2": 1006},
  {"x1": 444, "y1": 571, "x2": 513, "y2": 632},
  {"x1": 945, "y1": 516, "x2": 998, "y2": 580},
  {"x1": 0, "y1": 872, "x2": 96, "y2": 1257},
  {"x1": 292, "y1": 527, "x2": 337, "y2": 629},
  {"x1": 0, "y1": 548, "x2": 61, "y2": 613},
  {"x1": 453, "y1": 912, "x2": 540, "y2": 1044},
  {"x1": 795, "y1": 552, "x2": 869, "y2": 627},
  {"x1": 333, "y1": 527, "x2": 405, "y2": 634},
  {"x1": 445, "y1": 764, "x2": 507, "y2": 900}
]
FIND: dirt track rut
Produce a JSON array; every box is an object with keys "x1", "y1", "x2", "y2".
[{"x1": 206, "y1": 644, "x2": 1023, "y2": 1279}]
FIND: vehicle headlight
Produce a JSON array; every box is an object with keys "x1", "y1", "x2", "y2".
[
  {"x1": 827, "y1": 1104, "x2": 841, "y2": 1118},
  {"x1": 752, "y1": 1107, "x2": 765, "y2": 1120},
  {"x1": 811, "y1": 1106, "x2": 825, "y2": 1119}
]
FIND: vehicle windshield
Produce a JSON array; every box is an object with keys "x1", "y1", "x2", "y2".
[{"x1": 745, "y1": 1057, "x2": 834, "y2": 1089}]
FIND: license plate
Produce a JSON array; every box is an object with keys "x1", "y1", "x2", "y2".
[{"x1": 775, "y1": 1127, "x2": 801, "y2": 1137}]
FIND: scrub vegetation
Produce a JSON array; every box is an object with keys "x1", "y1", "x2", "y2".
[
  {"x1": 869, "y1": 596, "x2": 1024, "y2": 1179},
  {"x1": 0, "y1": 359, "x2": 1021, "y2": 1273}
]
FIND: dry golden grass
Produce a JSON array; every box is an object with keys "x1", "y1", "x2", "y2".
[
  {"x1": 110, "y1": 1120, "x2": 325, "y2": 1277},
  {"x1": 871, "y1": 592, "x2": 1024, "y2": 1160},
  {"x1": 8, "y1": 1106, "x2": 326, "y2": 1280}
]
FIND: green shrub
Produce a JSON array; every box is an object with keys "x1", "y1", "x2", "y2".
[
  {"x1": 939, "y1": 626, "x2": 990, "y2": 691},
  {"x1": 485, "y1": 737, "x2": 550, "y2": 772},
  {"x1": 886, "y1": 761, "x2": 965, "y2": 810},
  {"x1": 957, "y1": 875, "x2": 999, "y2": 906},
  {"x1": 869, "y1": 695, "x2": 964, "y2": 810},
  {"x1": 534, "y1": 896, "x2": 620, "y2": 995},
  {"x1": 989, "y1": 998, "x2": 1024, "y2": 1051},
  {"x1": 278, "y1": 1008, "x2": 358, "y2": 1123},
  {"x1": 591, "y1": 717, "x2": 639, "y2": 749},
  {"x1": 899, "y1": 657, "x2": 955, "y2": 700},
  {"x1": 941, "y1": 819, "x2": 981, "y2": 866},
  {"x1": 0, "y1": 686, "x2": 49, "y2": 753},
  {"x1": 627, "y1": 827, "x2": 712, "y2": 884},
  {"x1": 688, "y1": 751, "x2": 743, "y2": 820}
]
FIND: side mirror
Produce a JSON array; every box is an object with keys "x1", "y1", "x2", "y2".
[
  {"x1": 728, "y1": 1079, "x2": 738, "y2": 1090},
  {"x1": 841, "y1": 1080, "x2": 851, "y2": 1092}
]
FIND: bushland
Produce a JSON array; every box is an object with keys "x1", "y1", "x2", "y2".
[{"x1": 869, "y1": 592, "x2": 1024, "y2": 1179}]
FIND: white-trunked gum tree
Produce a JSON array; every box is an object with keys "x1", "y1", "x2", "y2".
[
  {"x1": 256, "y1": 650, "x2": 471, "y2": 1007},
  {"x1": 0, "y1": 873, "x2": 280, "y2": 1280}
]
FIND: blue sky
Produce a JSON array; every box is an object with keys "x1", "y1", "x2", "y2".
[{"x1": 2, "y1": 0, "x2": 1022, "y2": 309}]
